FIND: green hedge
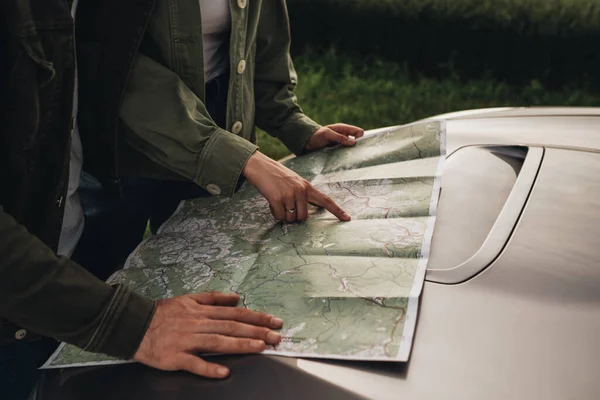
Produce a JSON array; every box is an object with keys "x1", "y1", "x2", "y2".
[{"x1": 287, "y1": 0, "x2": 600, "y2": 88}]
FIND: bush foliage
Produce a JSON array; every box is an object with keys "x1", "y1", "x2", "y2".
[{"x1": 287, "y1": 0, "x2": 600, "y2": 87}]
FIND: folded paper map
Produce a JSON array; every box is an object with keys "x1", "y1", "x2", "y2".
[{"x1": 43, "y1": 120, "x2": 446, "y2": 368}]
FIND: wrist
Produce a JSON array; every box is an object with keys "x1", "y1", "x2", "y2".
[{"x1": 242, "y1": 151, "x2": 264, "y2": 181}]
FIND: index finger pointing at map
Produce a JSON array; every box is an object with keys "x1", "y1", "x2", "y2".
[{"x1": 307, "y1": 187, "x2": 351, "y2": 221}]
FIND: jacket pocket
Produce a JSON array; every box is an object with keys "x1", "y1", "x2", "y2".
[{"x1": 11, "y1": 38, "x2": 56, "y2": 86}]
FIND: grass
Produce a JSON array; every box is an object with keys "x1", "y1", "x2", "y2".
[
  {"x1": 256, "y1": 51, "x2": 600, "y2": 159},
  {"x1": 287, "y1": 0, "x2": 600, "y2": 88}
]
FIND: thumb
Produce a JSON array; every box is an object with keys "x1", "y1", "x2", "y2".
[{"x1": 322, "y1": 128, "x2": 357, "y2": 147}]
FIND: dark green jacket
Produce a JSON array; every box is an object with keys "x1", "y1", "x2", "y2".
[{"x1": 0, "y1": 0, "x2": 154, "y2": 357}]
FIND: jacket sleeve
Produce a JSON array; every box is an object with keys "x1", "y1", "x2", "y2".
[
  {"x1": 253, "y1": 0, "x2": 321, "y2": 156},
  {"x1": 0, "y1": 208, "x2": 156, "y2": 358},
  {"x1": 119, "y1": 53, "x2": 258, "y2": 198}
]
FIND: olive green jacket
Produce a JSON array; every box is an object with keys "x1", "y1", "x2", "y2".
[{"x1": 120, "y1": 0, "x2": 321, "y2": 197}]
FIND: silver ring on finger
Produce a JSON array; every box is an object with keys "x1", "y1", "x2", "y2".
[{"x1": 286, "y1": 208, "x2": 296, "y2": 214}]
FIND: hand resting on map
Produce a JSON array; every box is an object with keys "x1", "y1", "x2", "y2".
[
  {"x1": 134, "y1": 291, "x2": 283, "y2": 379},
  {"x1": 304, "y1": 123, "x2": 364, "y2": 153},
  {"x1": 243, "y1": 123, "x2": 363, "y2": 223}
]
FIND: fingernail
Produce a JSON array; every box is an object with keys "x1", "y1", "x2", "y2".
[
  {"x1": 342, "y1": 212, "x2": 351, "y2": 221},
  {"x1": 217, "y1": 367, "x2": 229, "y2": 377},
  {"x1": 267, "y1": 331, "x2": 282, "y2": 343},
  {"x1": 251, "y1": 340, "x2": 265, "y2": 349},
  {"x1": 270, "y1": 317, "x2": 283, "y2": 328}
]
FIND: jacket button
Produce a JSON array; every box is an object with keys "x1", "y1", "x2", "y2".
[
  {"x1": 232, "y1": 121, "x2": 243, "y2": 134},
  {"x1": 236, "y1": 60, "x2": 246, "y2": 75},
  {"x1": 206, "y1": 183, "x2": 222, "y2": 196},
  {"x1": 237, "y1": 0, "x2": 247, "y2": 9},
  {"x1": 15, "y1": 329, "x2": 27, "y2": 340}
]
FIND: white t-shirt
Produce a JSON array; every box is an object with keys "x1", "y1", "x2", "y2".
[
  {"x1": 57, "y1": 0, "x2": 84, "y2": 257},
  {"x1": 199, "y1": 0, "x2": 231, "y2": 82}
]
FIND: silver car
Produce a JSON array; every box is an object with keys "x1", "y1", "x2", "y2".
[{"x1": 38, "y1": 107, "x2": 600, "y2": 400}]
